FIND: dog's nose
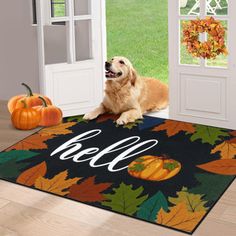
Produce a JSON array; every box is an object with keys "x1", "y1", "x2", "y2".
[{"x1": 105, "y1": 62, "x2": 111, "y2": 70}]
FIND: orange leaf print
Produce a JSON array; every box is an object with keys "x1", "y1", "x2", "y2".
[
  {"x1": 197, "y1": 159, "x2": 236, "y2": 175},
  {"x1": 6, "y1": 134, "x2": 54, "y2": 151},
  {"x1": 230, "y1": 130, "x2": 236, "y2": 137},
  {"x1": 211, "y1": 138, "x2": 236, "y2": 159},
  {"x1": 96, "y1": 114, "x2": 119, "y2": 123},
  {"x1": 16, "y1": 161, "x2": 47, "y2": 186},
  {"x1": 68, "y1": 176, "x2": 112, "y2": 202},
  {"x1": 34, "y1": 170, "x2": 81, "y2": 196},
  {"x1": 38, "y1": 122, "x2": 77, "y2": 137},
  {"x1": 153, "y1": 120, "x2": 195, "y2": 137},
  {"x1": 157, "y1": 203, "x2": 205, "y2": 232}
]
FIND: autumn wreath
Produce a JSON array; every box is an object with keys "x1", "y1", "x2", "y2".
[{"x1": 182, "y1": 17, "x2": 228, "y2": 59}]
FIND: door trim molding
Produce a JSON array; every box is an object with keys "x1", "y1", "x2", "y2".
[{"x1": 168, "y1": 0, "x2": 236, "y2": 129}]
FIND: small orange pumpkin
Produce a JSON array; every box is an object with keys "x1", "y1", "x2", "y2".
[
  {"x1": 11, "y1": 100, "x2": 41, "y2": 130},
  {"x1": 8, "y1": 83, "x2": 52, "y2": 114},
  {"x1": 128, "y1": 155, "x2": 181, "y2": 182},
  {"x1": 34, "y1": 96, "x2": 63, "y2": 127}
]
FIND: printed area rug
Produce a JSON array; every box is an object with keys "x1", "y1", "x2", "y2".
[{"x1": 0, "y1": 114, "x2": 236, "y2": 234}]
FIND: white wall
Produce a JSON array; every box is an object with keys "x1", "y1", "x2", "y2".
[
  {"x1": 0, "y1": 0, "x2": 92, "y2": 100},
  {"x1": 0, "y1": 0, "x2": 39, "y2": 100}
]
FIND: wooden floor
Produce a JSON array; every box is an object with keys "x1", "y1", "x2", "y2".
[{"x1": 0, "y1": 100, "x2": 236, "y2": 236}]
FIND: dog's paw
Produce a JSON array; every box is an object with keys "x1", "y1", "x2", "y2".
[
  {"x1": 116, "y1": 117, "x2": 130, "y2": 125},
  {"x1": 83, "y1": 112, "x2": 98, "y2": 120}
]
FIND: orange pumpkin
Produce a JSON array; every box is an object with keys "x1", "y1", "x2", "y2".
[
  {"x1": 128, "y1": 155, "x2": 181, "y2": 181},
  {"x1": 11, "y1": 100, "x2": 41, "y2": 130},
  {"x1": 34, "y1": 96, "x2": 63, "y2": 127},
  {"x1": 8, "y1": 83, "x2": 52, "y2": 114}
]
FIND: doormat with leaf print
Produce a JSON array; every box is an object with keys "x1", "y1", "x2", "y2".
[{"x1": 0, "y1": 114, "x2": 235, "y2": 234}]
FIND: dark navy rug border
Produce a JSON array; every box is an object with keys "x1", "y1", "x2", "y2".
[{"x1": 1, "y1": 115, "x2": 235, "y2": 235}]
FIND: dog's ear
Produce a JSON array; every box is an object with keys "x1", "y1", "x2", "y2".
[{"x1": 129, "y1": 68, "x2": 138, "y2": 86}]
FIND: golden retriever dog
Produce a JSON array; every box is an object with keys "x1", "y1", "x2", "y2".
[{"x1": 83, "y1": 56, "x2": 169, "y2": 125}]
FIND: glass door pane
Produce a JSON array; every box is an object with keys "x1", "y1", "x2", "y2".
[
  {"x1": 74, "y1": 0, "x2": 91, "y2": 16},
  {"x1": 44, "y1": 22, "x2": 68, "y2": 64},
  {"x1": 206, "y1": 0, "x2": 228, "y2": 16},
  {"x1": 51, "y1": 0, "x2": 67, "y2": 17},
  {"x1": 74, "y1": 20, "x2": 93, "y2": 61},
  {"x1": 179, "y1": 0, "x2": 200, "y2": 16}
]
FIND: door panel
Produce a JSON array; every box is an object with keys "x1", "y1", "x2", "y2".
[
  {"x1": 36, "y1": 0, "x2": 105, "y2": 117},
  {"x1": 180, "y1": 74, "x2": 227, "y2": 119},
  {"x1": 54, "y1": 69, "x2": 94, "y2": 105},
  {"x1": 169, "y1": 0, "x2": 236, "y2": 129}
]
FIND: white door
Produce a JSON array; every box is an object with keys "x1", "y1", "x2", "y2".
[
  {"x1": 169, "y1": 0, "x2": 236, "y2": 129},
  {"x1": 36, "y1": 0, "x2": 106, "y2": 117}
]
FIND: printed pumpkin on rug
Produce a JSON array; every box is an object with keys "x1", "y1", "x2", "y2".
[{"x1": 0, "y1": 115, "x2": 235, "y2": 234}]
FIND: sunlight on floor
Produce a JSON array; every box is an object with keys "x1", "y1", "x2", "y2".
[{"x1": 146, "y1": 107, "x2": 169, "y2": 119}]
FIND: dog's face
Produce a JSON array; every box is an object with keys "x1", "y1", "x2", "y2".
[{"x1": 105, "y1": 56, "x2": 137, "y2": 84}]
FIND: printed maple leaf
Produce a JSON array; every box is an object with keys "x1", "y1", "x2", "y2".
[
  {"x1": 137, "y1": 191, "x2": 168, "y2": 222},
  {"x1": 197, "y1": 159, "x2": 236, "y2": 175},
  {"x1": 0, "y1": 158, "x2": 30, "y2": 179},
  {"x1": 168, "y1": 187, "x2": 208, "y2": 212},
  {"x1": 152, "y1": 120, "x2": 195, "y2": 137},
  {"x1": 68, "y1": 176, "x2": 112, "y2": 202},
  {"x1": 6, "y1": 134, "x2": 54, "y2": 151},
  {"x1": 211, "y1": 138, "x2": 236, "y2": 159},
  {"x1": 34, "y1": 170, "x2": 81, "y2": 196},
  {"x1": 122, "y1": 120, "x2": 143, "y2": 130},
  {"x1": 96, "y1": 114, "x2": 143, "y2": 129},
  {"x1": 16, "y1": 161, "x2": 47, "y2": 186},
  {"x1": 190, "y1": 173, "x2": 234, "y2": 202},
  {"x1": 66, "y1": 115, "x2": 88, "y2": 123},
  {"x1": 190, "y1": 125, "x2": 229, "y2": 145},
  {"x1": 38, "y1": 122, "x2": 77, "y2": 136},
  {"x1": 157, "y1": 202, "x2": 205, "y2": 232},
  {"x1": 96, "y1": 114, "x2": 119, "y2": 123},
  {"x1": 102, "y1": 182, "x2": 148, "y2": 216},
  {"x1": 230, "y1": 130, "x2": 236, "y2": 136},
  {"x1": 0, "y1": 150, "x2": 39, "y2": 164}
]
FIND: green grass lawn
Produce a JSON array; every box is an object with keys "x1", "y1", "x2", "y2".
[
  {"x1": 52, "y1": 0, "x2": 228, "y2": 79},
  {"x1": 106, "y1": 0, "x2": 169, "y2": 83},
  {"x1": 52, "y1": 0, "x2": 66, "y2": 17},
  {"x1": 106, "y1": 0, "x2": 229, "y2": 82}
]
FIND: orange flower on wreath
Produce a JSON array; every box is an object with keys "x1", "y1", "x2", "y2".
[{"x1": 182, "y1": 17, "x2": 228, "y2": 59}]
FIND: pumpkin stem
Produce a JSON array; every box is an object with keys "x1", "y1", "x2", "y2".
[
  {"x1": 38, "y1": 96, "x2": 48, "y2": 107},
  {"x1": 21, "y1": 100, "x2": 27, "y2": 108},
  {"x1": 160, "y1": 154, "x2": 170, "y2": 160},
  {"x1": 21, "y1": 83, "x2": 33, "y2": 97}
]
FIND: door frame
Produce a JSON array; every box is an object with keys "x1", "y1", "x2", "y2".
[
  {"x1": 36, "y1": 0, "x2": 107, "y2": 117},
  {"x1": 37, "y1": 0, "x2": 236, "y2": 128},
  {"x1": 168, "y1": 0, "x2": 236, "y2": 129}
]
